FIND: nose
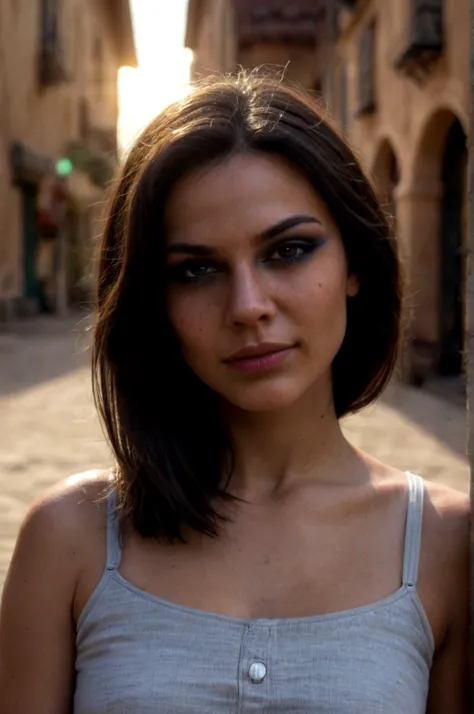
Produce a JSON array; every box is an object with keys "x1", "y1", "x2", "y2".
[{"x1": 226, "y1": 265, "x2": 275, "y2": 328}]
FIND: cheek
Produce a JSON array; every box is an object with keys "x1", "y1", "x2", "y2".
[
  {"x1": 167, "y1": 292, "x2": 217, "y2": 358},
  {"x1": 286, "y1": 261, "x2": 349, "y2": 329}
]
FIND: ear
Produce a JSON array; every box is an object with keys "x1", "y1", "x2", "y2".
[{"x1": 346, "y1": 273, "x2": 359, "y2": 298}]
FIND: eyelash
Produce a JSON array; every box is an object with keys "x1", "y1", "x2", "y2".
[{"x1": 166, "y1": 237, "x2": 324, "y2": 285}]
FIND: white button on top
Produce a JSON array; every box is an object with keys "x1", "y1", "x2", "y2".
[{"x1": 249, "y1": 662, "x2": 267, "y2": 683}]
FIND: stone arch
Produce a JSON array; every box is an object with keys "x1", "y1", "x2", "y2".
[
  {"x1": 411, "y1": 106, "x2": 467, "y2": 185},
  {"x1": 405, "y1": 108, "x2": 467, "y2": 382}
]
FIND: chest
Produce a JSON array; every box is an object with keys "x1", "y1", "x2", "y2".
[
  {"x1": 117, "y1": 498, "x2": 405, "y2": 620},
  {"x1": 74, "y1": 593, "x2": 432, "y2": 714}
]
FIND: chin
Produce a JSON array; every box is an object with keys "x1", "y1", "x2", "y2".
[{"x1": 223, "y1": 377, "x2": 309, "y2": 413}]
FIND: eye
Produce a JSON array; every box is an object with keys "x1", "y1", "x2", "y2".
[
  {"x1": 266, "y1": 238, "x2": 321, "y2": 264},
  {"x1": 183, "y1": 264, "x2": 217, "y2": 280},
  {"x1": 167, "y1": 260, "x2": 219, "y2": 284},
  {"x1": 271, "y1": 244, "x2": 306, "y2": 261}
]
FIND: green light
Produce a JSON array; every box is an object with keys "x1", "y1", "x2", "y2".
[{"x1": 56, "y1": 157, "x2": 73, "y2": 176}]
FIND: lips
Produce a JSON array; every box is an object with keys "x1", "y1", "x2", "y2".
[
  {"x1": 223, "y1": 343, "x2": 296, "y2": 373},
  {"x1": 224, "y1": 343, "x2": 294, "y2": 362}
]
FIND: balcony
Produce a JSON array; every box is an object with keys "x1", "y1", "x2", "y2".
[
  {"x1": 9, "y1": 141, "x2": 54, "y2": 186},
  {"x1": 395, "y1": 0, "x2": 444, "y2": 81},
  {"x1": 237, "y1": 1, "x2": 326, "y2": 46}
]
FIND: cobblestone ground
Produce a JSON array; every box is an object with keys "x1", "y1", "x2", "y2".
[{"x1": 0, "y1": 314, "x2": 469, "y2": 591}]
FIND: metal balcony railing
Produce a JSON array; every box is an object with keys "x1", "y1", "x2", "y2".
[{"x1": 394, "y1": 0, "x2": 444, "y2": 81}]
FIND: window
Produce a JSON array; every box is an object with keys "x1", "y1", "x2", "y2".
[
  {"x1": 41, "y1": 0, "x2": 59, "y2": 48},
  {"x1": 39, "y1": 0, "x2": 68, "y2": 86},
  {"x1": 394, "y1": 0, "x2": 443, "y2": 80},
  {"x1": 411, "y1": 0, "x2": 443, "y2": 47},
  {"x1": 357, "y1": 22, "x2": 376, "y2": 115}
]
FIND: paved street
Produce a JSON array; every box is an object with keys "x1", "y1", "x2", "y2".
[{"x1": 0, "y1": 314, "x2": 469, "y2": 591}]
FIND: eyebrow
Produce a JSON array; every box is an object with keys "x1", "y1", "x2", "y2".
[
  {"x1": 261, "y1": 214, "x2": 320, "y2": 240},
  {"x1": 166, "y1": 214, "x2": 321, "y2": 257}
]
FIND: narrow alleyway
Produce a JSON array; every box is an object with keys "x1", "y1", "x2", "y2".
[
  {"x1": 0, "y1": 314, "x2": 469, "y2": 591},
  {"x1": 0, "y1": 313, "x2": 111, "y2": 590}
]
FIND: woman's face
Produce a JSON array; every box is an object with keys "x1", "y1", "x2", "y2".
[{"x1": 164, "y1": 152, "x2": 358, "y2": 413}]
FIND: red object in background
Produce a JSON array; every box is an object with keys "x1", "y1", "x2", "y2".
[
  {"x1": 36, "y1": 176, "x2": 69, "y2": 239},
  {"x1": 37, "y1": 208, "x2": 59, "y2": 240},
  {"x1": 52, "y1": 178, "x2": 69, "y2": 202}
]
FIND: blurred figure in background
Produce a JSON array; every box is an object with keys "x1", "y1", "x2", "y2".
[{"x1": 35, "y1": 206, "x2": 57, "y2": 314}]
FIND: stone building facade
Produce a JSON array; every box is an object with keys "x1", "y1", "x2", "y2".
[
  {"x1": 186, "y1": 0, "x2": 325, "y2": 89},
  {"x1": 187, "y1": 0, "x2": 468, "y2": 385},
  {"x1": 327, "y1": 0, "x2": 468, "y2": 383},
  {"x1": 0, "y1": 0, "x2": 136, "y2": 319},
  {"x1": 186, "y1": 0, "x2": 237, "y2": 79}
]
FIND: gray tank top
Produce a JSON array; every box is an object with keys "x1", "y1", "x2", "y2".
[{"x1": 74, "y1": 472, "x2": 434, "y2": 713}]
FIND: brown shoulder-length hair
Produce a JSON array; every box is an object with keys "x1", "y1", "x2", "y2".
[{"x1": 93, "y1": 72, "x2": 400, "y2": 542}]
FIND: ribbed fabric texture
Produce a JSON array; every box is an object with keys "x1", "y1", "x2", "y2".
[{"x1": 74, "y1": 472, "x2": 433, "y2": 713}]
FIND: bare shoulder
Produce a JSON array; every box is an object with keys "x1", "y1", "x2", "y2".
[
  {"x1": 366, "y1": 456, "x2": 469, "y2": 541},
  {"x1": 415, "y1": 477, "x2": 469, "y2": 649},
  {"x1": 419, "y1": 480, "x2": 470, "y2": 708},
  {"x1": 46, "y1": 467, "x2": 113, "y2": 525},
  {"x1": 373, "y1": 457, "x2": 470, "y2": 547},
  {"x1": 369, "y1": 457, "x2": 469, "y2": 620},
  {"x1": 8, "y1": 469, "x2": 113, "y2": 590},
  {"x1": 0, "y1": 471, "x2": 113, "y2": 713},
  {"x1": 421, "y1": 478, "x2": 470, "y2": 551},
  {"x1": 22, "y1": 468, "x2": 111, "y2": 537}
]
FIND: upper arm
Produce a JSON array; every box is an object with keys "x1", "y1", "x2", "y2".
[
  {"x1": 426, "y1": 490, "x2": 470, "y2": 714},
  {"x1": 0, "y1": 478, "x2": 105, "y2": 714}
]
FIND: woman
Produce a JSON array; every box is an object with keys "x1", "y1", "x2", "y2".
[{"x1": 0, "y1": 74, "x2": 469, "y2": 713}]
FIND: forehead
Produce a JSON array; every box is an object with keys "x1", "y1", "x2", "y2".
[{"x1": 164, "y1": 152, "x2": 335, "y2": 243}]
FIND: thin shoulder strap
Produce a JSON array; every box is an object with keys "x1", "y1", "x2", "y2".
[
  {"x1": 105, "y1": 490, "x2": 122, "y2": 571},
  {"x1": 402, "y1": 472, "x2": 425, "y2": 587}
]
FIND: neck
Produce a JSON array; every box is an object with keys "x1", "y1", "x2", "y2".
[{"x1": 223, "y1": 378, "x2": 359, "y2": 500}]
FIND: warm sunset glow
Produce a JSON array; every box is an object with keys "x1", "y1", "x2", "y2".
[{"x1": 119, "y1": 0, "x2": 192, "y2": 154}]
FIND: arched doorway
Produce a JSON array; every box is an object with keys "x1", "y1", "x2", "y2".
[
  {"x1": 439, "y1": 119, "x2": 467, "y2": 376},
  {"x1": 409, "y1": 109, "x2": 467, "y2": 383},
  {"x1": 371, "y1": 140, "x2": 400, "y2": 231}
]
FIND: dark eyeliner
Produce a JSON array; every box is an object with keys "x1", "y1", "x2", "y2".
[
  {"x1": 165, "y1": 258, "x2": 221, "y2": 285},
  {"x1": 264, "y1": 236, "x2": 326, "y2": 264}
]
